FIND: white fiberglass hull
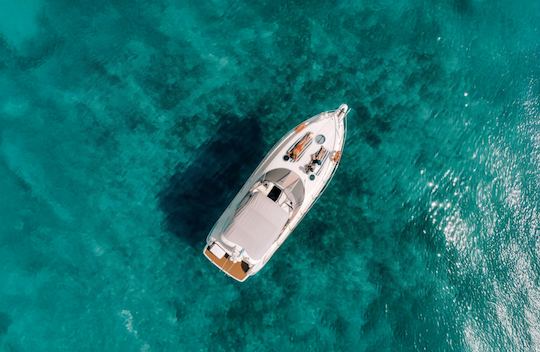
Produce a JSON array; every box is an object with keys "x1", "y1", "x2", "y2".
[{"x1": 203, "y1": 104, "x2": 349, "y2": 281}]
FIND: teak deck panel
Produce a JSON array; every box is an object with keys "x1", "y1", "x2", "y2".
[{"x1": 204, "y1": 248, "x2": 248, "y2": 281}]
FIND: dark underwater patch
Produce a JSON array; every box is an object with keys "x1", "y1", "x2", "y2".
[{"x1": 0, "y1": 312, "x2": 11, "y2": 336}]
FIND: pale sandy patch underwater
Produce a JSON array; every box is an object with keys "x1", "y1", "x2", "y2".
[{"x1": 1, "y1": 0, "x2": 540, "y2": 350}]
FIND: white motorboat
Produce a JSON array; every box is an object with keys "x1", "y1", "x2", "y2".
[{"x1": 203, "y1": 104, "x2": 350, "y2": 281}]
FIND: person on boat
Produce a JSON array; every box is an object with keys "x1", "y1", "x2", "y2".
[
  {"x1": 288, "y1": 132, "x2": 313, "y2": 161},
  {"x1": 305, "y1": 146, "x2": 327, "y2": 173},
  {"x1": 313, "y1": 146, "x2": 326, "y2": 164}
]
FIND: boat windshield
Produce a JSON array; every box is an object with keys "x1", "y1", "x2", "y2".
[{"x1": 262, "y1": 168, "x2": 305, "y2": 207}]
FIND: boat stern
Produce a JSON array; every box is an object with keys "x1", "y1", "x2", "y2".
[{"x1": 203, "y1": 241, "x2": 251, "y2": 282}]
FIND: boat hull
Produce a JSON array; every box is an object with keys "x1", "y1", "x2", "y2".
[{"x1": 203, "y1": 104, "x2": 349, "y2": 281}]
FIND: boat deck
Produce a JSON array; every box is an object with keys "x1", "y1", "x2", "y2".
[{"x1": 204, "y1": 248, "x2": 249, "y2": 281}]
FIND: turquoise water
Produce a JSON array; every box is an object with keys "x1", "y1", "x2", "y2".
[{"x1": 1, "y1": 0, "x2": 540, "y2": 350}]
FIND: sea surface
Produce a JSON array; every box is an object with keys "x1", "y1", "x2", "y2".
[{"x1": 1, "y1": 0, "x2": 540, "y2": 351}]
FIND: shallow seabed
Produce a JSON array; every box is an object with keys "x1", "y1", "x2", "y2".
[{"x1": 1, "y1": 0, "x2": 540, "y2": 351}]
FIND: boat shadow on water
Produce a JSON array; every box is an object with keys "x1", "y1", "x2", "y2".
[{"x1": 158, "y1": 115, "x2": 264, "y2": 249}]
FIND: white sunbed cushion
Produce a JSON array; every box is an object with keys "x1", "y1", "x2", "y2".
[
  {"x1": 223, "y1": 192, "x2": 288, "y2": 261},
  {"x1": 209, "y1": 243, "x2": 227, "y2": 259}
]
